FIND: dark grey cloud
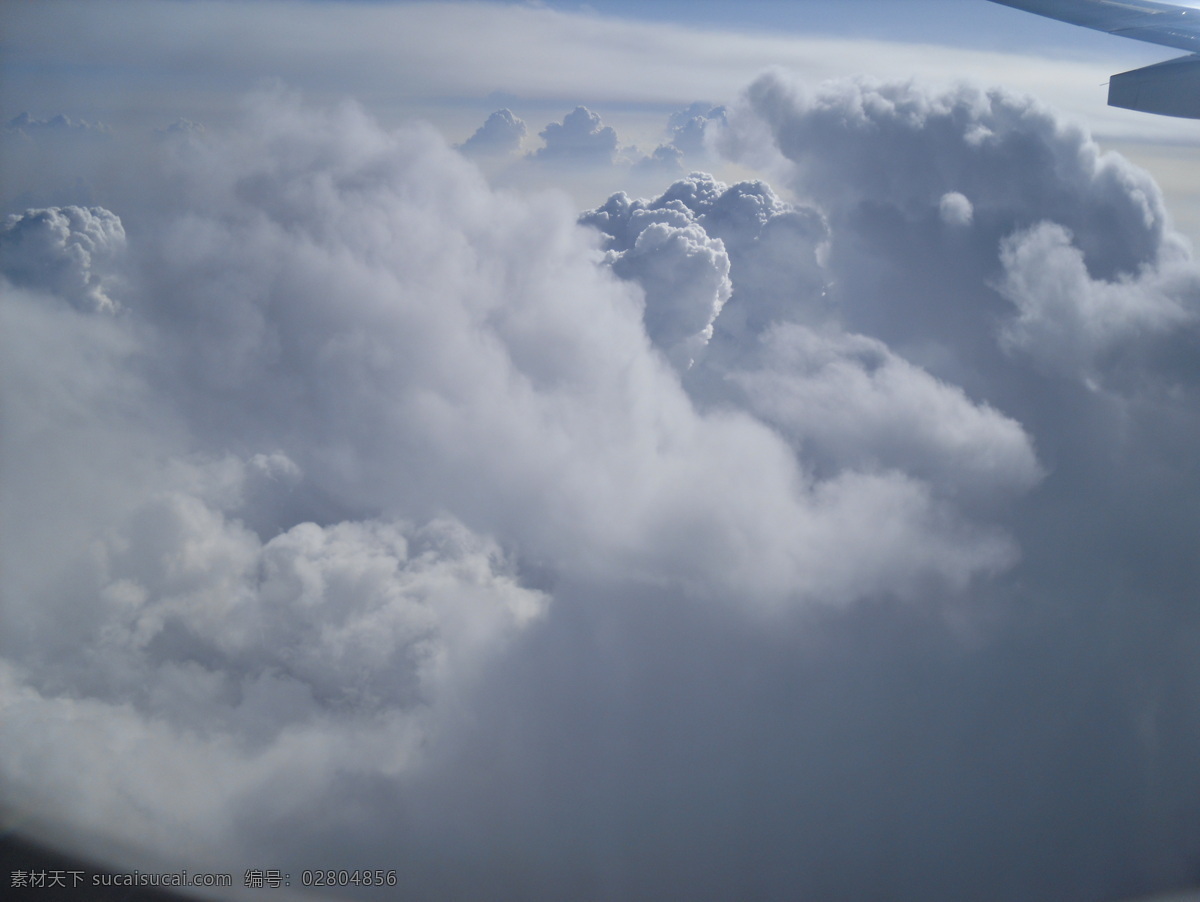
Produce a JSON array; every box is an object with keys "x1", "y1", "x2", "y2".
[
  {"x1": 582, "y1": 172, "x2": 832, "y2": 347},
  {"x1": 1, "y1": 206, "x2": 125, "y2": 312},
  {"x1": 2, "y1": 75, "x2": 1199, "y2": 902},
  {"x1": 581, "y1": 185, "x2": 732, "y2": 368}
]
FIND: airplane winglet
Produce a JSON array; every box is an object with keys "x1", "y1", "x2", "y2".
[{"x1": 986, "y1": 0, "x2": 1200, "y2": 117}]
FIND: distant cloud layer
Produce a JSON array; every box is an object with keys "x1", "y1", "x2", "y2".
[
  {"x1": 5, "y1": 112, "x2": 110, "y2": 137},
  {"x1": 458, "y1": 108, "x2": 527, "y2": 157},
  {"x1": 2, "y1": 73, "x2": 1199, "y2": 902},
  {"x1": 533, "y1": 105, "x2": 619, "y2": 163},
  {"x1": 665, "y1": 102, "x2": 726, "y2": 156},
  {"x1": 457, "y1": 102, "x2": 717, "y2": 182}
]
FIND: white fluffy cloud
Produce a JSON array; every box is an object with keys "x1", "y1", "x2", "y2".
[
  {"x1": 458, "y1": 108, "x2": 527, "y2": 157},
  {"x1": 997, "y1": 221, "x2": 1199, "y2": 377},
  {"x1": 939, "y1": 190, "x2": 973, "y2": 227},
  {"x1": 532, "y1": 105, "x2": 619, "y2": 164},
  {"x1": 665, "y1": 102, "x2": 726, "y2": 157},
  {"x1": 729, "y1": 323, "x2": 1042, "y2": 503},
  {"x1": 3, "y1": 73, "x2": 1200, "y2": 902}
]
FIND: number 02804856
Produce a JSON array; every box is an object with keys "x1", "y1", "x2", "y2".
[{"x1": 301, "y1": 870, "x2": 397, "y2": 887}]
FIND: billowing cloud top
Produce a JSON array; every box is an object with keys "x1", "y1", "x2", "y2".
[
  {"x1": 533, "y1": 105, "x2": 619, "y2": 163},
  {"x1": 2, "y1": 71, "x2": 1199, "y2": 902},
  {"x1": 458, "y1": 108, "x2": 527, "y2": 157},
  {"x1": 1, "y1": 205, "x2": 126, "y2": 312},
  {"x1": 665, "y1": 102, "x2": 727, "y2": 156}
]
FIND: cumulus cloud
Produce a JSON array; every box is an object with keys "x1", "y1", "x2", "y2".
[
  {"x1": 1, "y1": 206, "x2": 126, "y2": 312},
  {"x1": 997, "y1": 221, "x2": 1199, "y2": 377},
  {"x1": 5, "y1": 112, "x2": 110, "y2": 138},
  {"x1": 618, "y1": 104, "x2": 727, "y2": 175},
  {"x1": 722, "y1": 74, "x2": 1171, "y2": 274},
  {"x1": 939, "y1": 190, "x2": 973, "y2": 227},
  {"x1": 582, "y1": 168, "x2": 1039, "y2": 502},
  {"x1": 457, "y1": 108, "x2": 527, "y2": 157},
  {"x1": 632, "y1": 142, "x2": 684, "y2": 173},
  {"x1": 532, "y1": 105, "x2": 618, "y2": 164},
  {"x1": 582, "y1": 172, "x2": 831, "y2": 355},
  {"x1": 4, "y1": 74, "x2": 1200, "y2": 902},
  {"x1": 581, "y1": 190, "x2": 732, "y2": 368},
  {"x1": 0, "y1": 500, "x2": 544, "y2": 860},
  {"x1": 32, "y1": 470, "x2": 544, "y2": 723},
  {"x1": 717, "y1": 73, "x2": 1198, "y2": 402},
  {"x1": 729, "y1": 323, "x2": 1042, "y2": 503},
  {"x1": 665, "y1": 101, "x2": 726, "y2": 157}
]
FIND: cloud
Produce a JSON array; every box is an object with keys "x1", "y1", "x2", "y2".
[
  {"x1": 0, "y1": 206, "x2": 126, "y2": 312},
  {"x1": 0, "y1": 113, "x2": 124, "y2": 212},
  {"x1": 619, "y1": 104, "x2": 727, "y2": 176},
  {"x1": 457, "y1": 108, "x2": 527, "y2": 157},
  {"x1": 717, "y1": 73, "x2": 1194, "y2": 396},
  {"x1": 3, "y1": 75, "x2": 1200, "y2": 902},
  {"x1": 39, "y1": 473, "x2": 545, "y2": 723},
  {"x1": 939, "y1": 190, "x2": 973, "y2": 227},
  {"x1": 996, "y1": 221, "x2": 1199, "y2": 378},
  {"x1": 582, "y1": 172, "x2": 831, "y2": 346},
  {"x1": 728, "y1": 323, "x2": 1042, "y2": 504},
  {"x1": 532, "y1": 105, "x2": 618, "y2": 164},
  {"x1": 5, "y1": 112, "x2": 110, "y2": 138},
  {"x1": 664, "y1": 102, "x2": 726, "y2": 157},
  {"x1": 726, "y1": 74, "x2": 1174, "y2": 272},
  {"x1": 583, "y1": 168, "x2": 1040, "y2": 501},
  {"x1": 154, "y1": 117, "x2": 207, "y2": 140},
  {"x1": 632, "y1": 142, "x2": 684, "y2": 173},
  {"x1": 0, "y1": 504, "x2": 544, "y2": 861},
  {"x1": 581, "y1": 190, "x2": 732, "y2": 368},
  {"x1": 9, "y1": 0, "x2": 1194, "y2": 148}
]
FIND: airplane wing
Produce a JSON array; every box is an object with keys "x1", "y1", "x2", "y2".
[
  {"x1": 989, "y1": 0, "x2": 1200, "y2": 52},
  {"x1": 987, "y1": 0, "x2": 1200, "y2": 117}
]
